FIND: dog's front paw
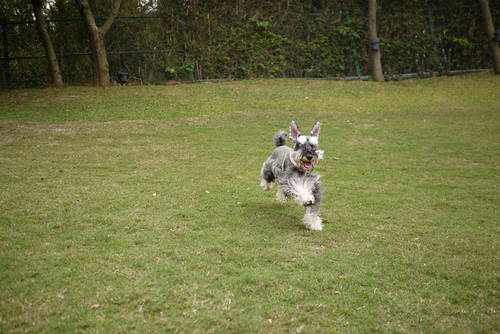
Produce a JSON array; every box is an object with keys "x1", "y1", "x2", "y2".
[
  {"x1": 303, "y1": 213, "x2": 323, "y2": 231},
  {"x1": 309, "y1": 223, "x2": 323, "y2": 231}
]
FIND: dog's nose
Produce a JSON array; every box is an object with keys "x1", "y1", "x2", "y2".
[{"x1": 306, "y1": 154, "x2": 314, "y2": 161}]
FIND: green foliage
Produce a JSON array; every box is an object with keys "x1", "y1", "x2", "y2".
[
  {"x1": 289, "y1": 15, "x2": 366, "y2": 78},
  {"x1": 1, "y1": 0, "x2": 499, "y2": 86},
  {"x1": 164, "y1": 59, "x2": 197, "y2": 81},
  {"x1": 210, "y1": 16, "x2": 289, "y2": 79}
]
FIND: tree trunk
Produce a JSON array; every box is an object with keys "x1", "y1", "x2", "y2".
[
  {"x1": 368, "y1": 0, "x2": 383, "y2": 81},
  {"x1": 31, "y1": 0, "x2": 63, "y2": 87},
  {"x1": 75, "y1": 0, "x2": 123, "y2": 86},
  {"x1": 477, "y1": 0, "x2": 500, "y2": 74}
]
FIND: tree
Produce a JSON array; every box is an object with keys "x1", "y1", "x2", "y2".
[
  {"x1": 31, "y1": 0, "x2": 63, "y2": 87},
  {"x1": 476, "y1": 0, "x2": 500, "y2": 74},
  {"x1": 75, "y1": 0, "x2": 123, "y2": 86},
  {"x1": 368, "y1": 0, "x2": 383, "y2": 81}
]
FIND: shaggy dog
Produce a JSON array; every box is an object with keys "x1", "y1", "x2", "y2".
[{"x1": 260, "y1": 121, "x2": 324, "y2": 230}]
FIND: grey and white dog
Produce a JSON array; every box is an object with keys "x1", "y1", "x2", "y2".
[{"x1": 260, "y1": 121, "x2": 324, "y2": 230}]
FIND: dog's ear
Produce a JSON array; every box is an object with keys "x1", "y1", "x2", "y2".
[
  {"x1": 289, "y1": 120, "x2": 301, "y2": 141},
  {"x1": 310, "y1": 121, "x2": 320, "y2": 138}
]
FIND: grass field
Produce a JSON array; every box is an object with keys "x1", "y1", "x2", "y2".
[{"x1": 1, "y1": 75, "x2": 499, "y2": 332}]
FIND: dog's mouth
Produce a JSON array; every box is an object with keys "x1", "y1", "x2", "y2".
[{"x1": 303, "y1": 161, "x2": 313, "y2": 170}]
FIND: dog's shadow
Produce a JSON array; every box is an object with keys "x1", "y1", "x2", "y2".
[{"x1": 240, "y1": 198, "x2": 313, "y2": 231}]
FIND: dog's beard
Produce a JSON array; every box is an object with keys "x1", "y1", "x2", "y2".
[
  {"x1": 290, "y1": 152, "x2": 318, "y2": 174},
  {"x1": 300, "y1": 157, "x2": 318, "y2": 173}
]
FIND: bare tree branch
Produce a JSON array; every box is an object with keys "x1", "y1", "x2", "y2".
[{"x1": 101, "y1": 0, "x2": 124, "y2": 36}]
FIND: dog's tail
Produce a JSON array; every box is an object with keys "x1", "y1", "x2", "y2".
[{"x1": 273, "y1": 130, "x2": 288, "y2": 147}]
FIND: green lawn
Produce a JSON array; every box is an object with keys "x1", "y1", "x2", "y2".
[{"x1": 1, "y1": 75, "x2": 499, "y2": 332}]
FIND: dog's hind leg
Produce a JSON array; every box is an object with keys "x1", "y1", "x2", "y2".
[{"x1": 260, "y1": 160, "x2": 274, "y2": 191}]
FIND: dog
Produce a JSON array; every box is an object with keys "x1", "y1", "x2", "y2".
[{"x1": 260, "y1": 121, "x2": 324, "y2": 230}]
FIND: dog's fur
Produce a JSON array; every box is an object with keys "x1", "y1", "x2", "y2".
[{"x1": 260, "y1": 121, "x2": 324, "y2": 230}]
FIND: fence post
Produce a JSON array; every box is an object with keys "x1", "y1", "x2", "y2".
[{"x1": 2, "y1": 24, "x2": 12, "y2": 88}]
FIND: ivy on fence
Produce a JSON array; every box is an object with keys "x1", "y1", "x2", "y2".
[{"x1": 1, "y1": 1, "x2": 499, "y2": 87}]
